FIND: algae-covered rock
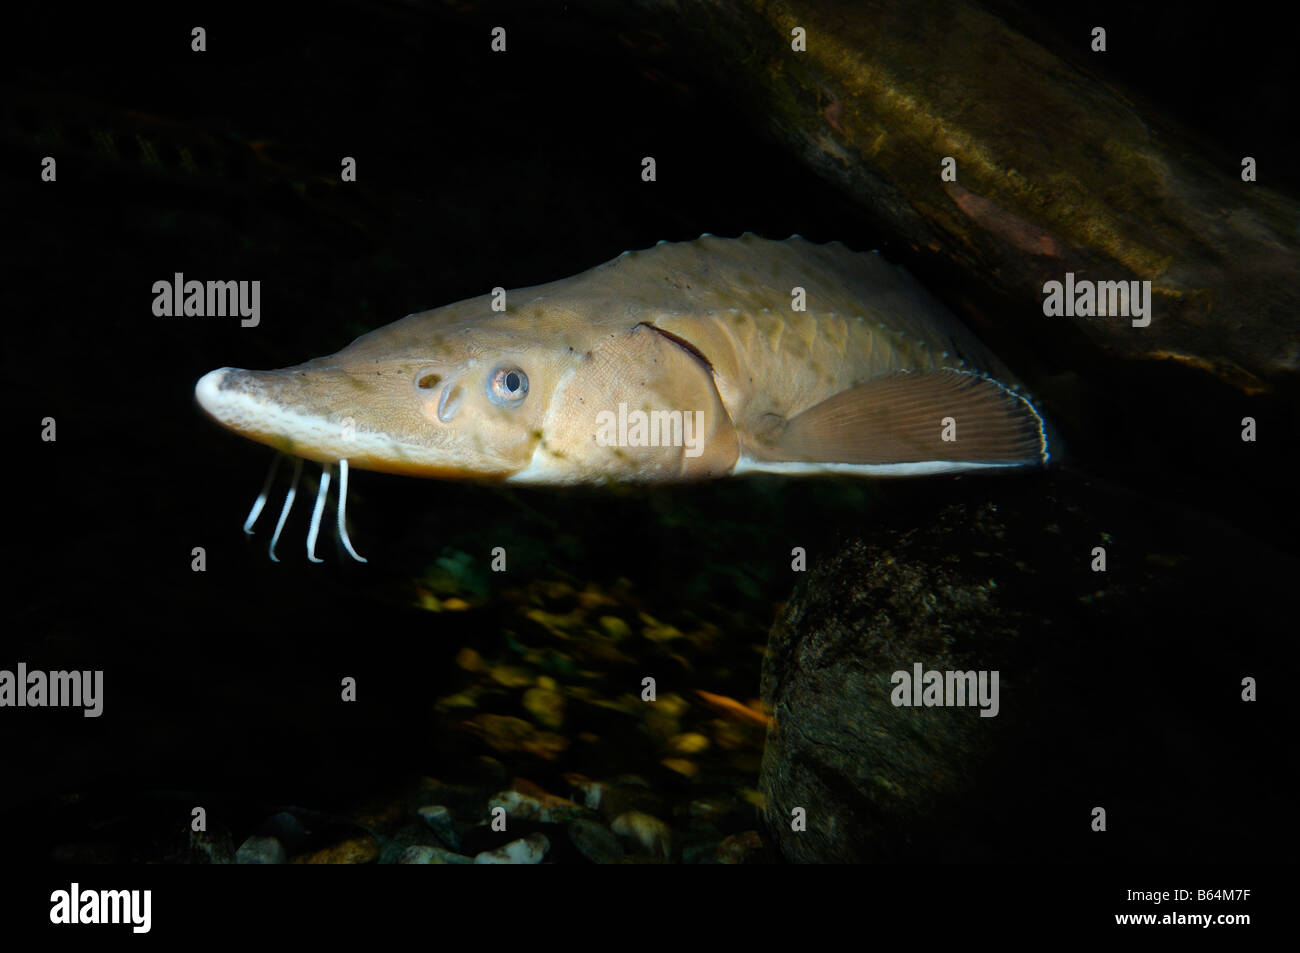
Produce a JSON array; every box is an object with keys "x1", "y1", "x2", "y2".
[{"x1": 603, "y1": 0, "x2": 1300, "y2": 395}]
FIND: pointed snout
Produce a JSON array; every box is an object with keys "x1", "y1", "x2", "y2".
[
  {"x1": 193, "y1": 364, "x2": 523, "y2": 478},
  {"x1": 194, "y1": 366, "x2": 236, "y2": 421},
  {"x1": 194, "y1": 363, "x2": 364, "y2": 464}
]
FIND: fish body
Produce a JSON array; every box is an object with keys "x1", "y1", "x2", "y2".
[{"x1": 196, "y1": 234, "x2": 1048, "y2": 485}]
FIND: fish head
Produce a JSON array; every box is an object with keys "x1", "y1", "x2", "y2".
[
  {"x1": 194, "y1": 304, "x2": 581, "y2": 479},
  {"x1": 196, "y1": 294, "x2": 740, "y2": 483}
]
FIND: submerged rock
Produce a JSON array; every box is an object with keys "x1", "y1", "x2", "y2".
[
  {"x1": 462, "y1": 714, "x2": 569, "y2": 761},
  {"x1": 713, "y1": 830, "x2": 766, "y2": 864},
  {"x1": 473, "y1": 833, "x2": 550, "y2": 865},
  {"x1": 760, "y1": 472, "x2": 1294, "y2": 862},
  {"x1": 235, "y1": 835, "x2": 286, "y2": 865},
  {"x1": 417, "y1": 805, "x2": 461, "y2": 851},
  {"x1": 608, "y1": 0, "x2": 1300, "y2": 396},
  {"x1": 258, "y1": 811, "x2": 312, "y2": 854},
  {"x1": 567, "y1": 818, "x2": 626, "y2": 864},
  {"x1": 488, "y1": 785, "x2": 588, "y2": 824},
  {"x1": 610, "y1": 811, "x2": 672, "y2": 861},
  {"x1": 183, "y1": 826, "x2": 235, "y2": 864},
  {"x1": 399, "y1": 845, "x2": 472, "y2": 865},
  {"x1": 291, "y1": 835, "x2": 379, "y2": 865},
  {"x1": 522, "y1": 683, "x2": 566, "y2": 729}
]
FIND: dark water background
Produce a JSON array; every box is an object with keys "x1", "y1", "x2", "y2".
[{"x1": 2, "y1": 1, "x2": 1296, "y2": 863}]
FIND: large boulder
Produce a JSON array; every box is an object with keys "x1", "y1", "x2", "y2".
[{"x1": 760, "y1": 472, "x2": 1294, "y2": 862}]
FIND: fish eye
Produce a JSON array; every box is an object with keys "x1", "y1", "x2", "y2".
[{"x1": 487, "y1": 365, "x2": 529, "y2": 406}]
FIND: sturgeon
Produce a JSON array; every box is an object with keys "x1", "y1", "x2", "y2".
[{"x1": 195, "y1": 234, "x2": 1049, "y2": 558}]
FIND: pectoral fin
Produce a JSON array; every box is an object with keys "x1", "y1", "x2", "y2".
[{"x1": 750, "y1": 370, "x2": 1048, "y2": 468}]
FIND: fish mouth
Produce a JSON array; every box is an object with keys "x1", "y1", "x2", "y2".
[{"x1": 194, "y1": 366, "x2": 515, "y2": 479}]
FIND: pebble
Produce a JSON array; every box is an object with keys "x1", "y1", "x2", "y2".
[
  {"x1": 488, "y1": 787, "x2": 586, "y2": 824},
  {"x1": 235, "y1": 835, "x2": 287, "y2": 865},
  {"x1": 291, "y1": 835, "x2": 380, "y2": 865},
  {"x1": 417, "y1": 805, "x2": 461, "y2": 850},
  {"x1": 261, "y1": 812, "x2": 311, "y2": 853},
  {"x1": 610, "y1": 811, "x2": 672, "y2": 861},
  {"x1": 522, "y1": 685, "x2": 566, "y2": 729},
  {"x1": 473, "y1": 833, "x2": 550, "y2": 864},
  {"x1": 456, "y1": 647, "x2": 484, "y2": 672},
  {"x1": 639, "y1": 613, "x2": 685, "y2": 642},
  {"x1": 399, "y1": 845, "x2": 473, "y2": 864},
  {"x1": 598, "y1": 616, "x2": 632, "y2": 640},
  {"x1": 435, "y1": 689, "x2": 480, "y2": 712},
  {"x1": 714, "y1": 830, "x2": 765, "y2": 864},
  {"x1": 564, "y1": 773, "x2": 608, "y2": 810},
  {"x1": 670, "y1": 732, "x2": 710, "y2": 754},
  {"x1": 576, "y1": 587, "x2": 619, "y2": 611},
  {"x1": 466, "y1": 714, "x2": 569, "y2": 760},
  {"x1": 643, "y1": 698, "x2": 686, "y2": 741},
  {"x1": 660, "y1": 758, "x2": 699, "y2": 778},
  {"x1": 567, "y1": 819, "x2": 625, "y2": 864},
  {"x1": 688, "y1": 797, "x2": 736, "y2": 824},
  {"x1": 542, "y1": 580, "x2": 576, "y2": 604},
  {"x1": 488, "y1": 664, "x2": 535, "y2": 688}
]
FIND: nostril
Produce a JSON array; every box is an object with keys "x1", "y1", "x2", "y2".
[
  {"x1": 416, "y1": 371, "x2": 442, "y2": 390},
  {"x1": 437, "y1": 382, "x2": 463, "y2": 422}
]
